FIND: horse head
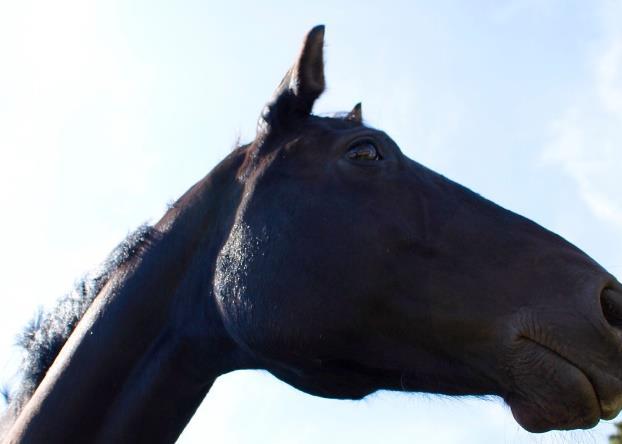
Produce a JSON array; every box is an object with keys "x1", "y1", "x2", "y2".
[{"x1": 215, "y1": 25, "x2": 622, "y2": 433}]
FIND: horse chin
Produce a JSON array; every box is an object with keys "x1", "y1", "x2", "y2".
[
  {"x1": 267, "y1": 359, "x2": 401, "y2": 401},
  {"x1": 287, "y1": 381, "x2": 376, "y2": 401},
  {"x1": 505, "y1": 339, "x2": 601, "y2": 432},
  {"x1": 268, "y1": 368, "x2": 377, "y2": 400}
]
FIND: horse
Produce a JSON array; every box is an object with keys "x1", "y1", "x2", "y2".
[{"x1": 1, "y1": 25, "x2": 621, "y2": 443}]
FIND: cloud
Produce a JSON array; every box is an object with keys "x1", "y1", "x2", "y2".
[
  {"x1": 545, "y1": 106, "x2": 622, "y2": 227},
  {"x1": 543, "y1": 10, "x2": 622, "y2": 231},
  {"x1": 597, "y1": 35, "x2": 622, "y2": 117}
]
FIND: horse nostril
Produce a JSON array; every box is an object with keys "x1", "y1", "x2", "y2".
[{"x1": 601, "y1": 288, "x2": 622, "y2": 329}]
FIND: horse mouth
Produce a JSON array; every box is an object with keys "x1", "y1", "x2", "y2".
[{"x1": 505, "y1": 337, "x2": 605, "y2": 432}]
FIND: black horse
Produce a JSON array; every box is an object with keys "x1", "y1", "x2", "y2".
[{"x1": 2, "y1": 26, "x2": 622, "y2": 443}]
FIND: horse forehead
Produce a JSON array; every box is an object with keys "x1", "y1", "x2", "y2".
[
  {"x1": 243, "y1": 119, "x2": 353, "y2": 170},
  {"x1": 241, "y1": 117, "x2": 394, "y2": 189},
  {"x1": 281, "y1": 116, "x2": 367, "y2": 146},
  {"x1": 312, "y1": 115, "x2": 363, "y2": 130}
]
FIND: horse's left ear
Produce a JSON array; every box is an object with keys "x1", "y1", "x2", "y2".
[
  {"x1": 345, "y1": 103, "x2": 363, "y2": 124},
  {"x1": 258, "y1": 25, "x2": 326, "y2": 136}
]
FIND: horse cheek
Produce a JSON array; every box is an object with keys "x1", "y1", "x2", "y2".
[
  {"x1": 213, "y1": 221, "x2": 265, "y2": 349},
  {"x1": 213, "y1": 219, "x2": 291, "y2": 353}
]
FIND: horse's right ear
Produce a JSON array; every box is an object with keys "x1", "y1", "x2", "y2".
[{"x1": 257, "y1": 25, "x2": 326, "y2": 137}]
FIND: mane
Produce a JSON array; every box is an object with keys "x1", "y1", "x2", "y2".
[{"x1": 3, "y1": 224, "x2": 157, "y2": 412}]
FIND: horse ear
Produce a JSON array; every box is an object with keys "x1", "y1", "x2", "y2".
[
  {"x1": 258, "y1": 25, "x2": 326, "y2": 136},
  {"x1": 345, "y1": 102, "x2": 363, "y2": 124}
]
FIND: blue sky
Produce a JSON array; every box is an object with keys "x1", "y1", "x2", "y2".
[{"x1": 1, "y1": 1, "x2": 621, "y2": 443}]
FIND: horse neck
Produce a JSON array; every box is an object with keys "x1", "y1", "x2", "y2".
[{"x1": 5, "y1": 149, "x2": 247, "y2": 444}]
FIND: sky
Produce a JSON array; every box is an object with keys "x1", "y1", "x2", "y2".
[{"x1": 1, "y1": 1, "x2": 621, "y2": 443}]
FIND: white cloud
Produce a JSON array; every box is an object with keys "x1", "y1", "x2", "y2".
[
  {"x1": 597, "y1": 37, "x2": 622, "y2": 117},
  {"x1": 545, "y1": 107, "x2": 622, "y2": 227},
  {"x1": 543, "y1": 13, "x2": 622, "y2": 231}
]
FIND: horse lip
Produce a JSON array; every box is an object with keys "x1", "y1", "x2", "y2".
[
  {"x1": 601, "y1": 397, "x2": 622, "y2": 420},
  {"x1": 520, "y1": 336, "x2": 614, "y2": 421},
  {"x1": 597, "y1": 385, "x2": 622, "y2": 419}
]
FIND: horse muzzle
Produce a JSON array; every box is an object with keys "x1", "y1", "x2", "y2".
[{"x1": 505, "y1": 282, "x2": 622, "y2": 432}]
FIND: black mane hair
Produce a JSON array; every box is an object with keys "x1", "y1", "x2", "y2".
[{"x1": 4, "y1": 224, "x2": 157, "y2": 410}]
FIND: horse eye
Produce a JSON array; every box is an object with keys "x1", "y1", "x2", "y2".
[{"x1": 347, "y1": 142, "x2": 382, "y2": 161}]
